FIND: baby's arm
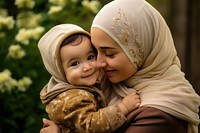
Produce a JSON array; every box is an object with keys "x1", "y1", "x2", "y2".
[
  {"x1": 117, "y1": 91, "x2": 140, "y2": 116},
  {"x1": 46, "y1": 89, "x2": 126, "y2": 133}
]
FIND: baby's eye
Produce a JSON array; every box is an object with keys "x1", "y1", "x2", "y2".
[
  {"x1": 71, "y1": 61, "x2": 80, "y2": 66},
  {"x1": 87, "y1": 54, "x2": 95, "y2": 60}
]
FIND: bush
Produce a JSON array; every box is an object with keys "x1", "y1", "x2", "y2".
[{"x1": 0, "y1": 0, "x2": 107, "y2": 132}]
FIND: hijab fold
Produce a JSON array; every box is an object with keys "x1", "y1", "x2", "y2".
[{"x1": 92, "y1": 0, "x2": 200, "y2": 132}]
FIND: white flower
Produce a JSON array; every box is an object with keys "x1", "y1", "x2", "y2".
[
  {"x1": 15, "y1": 0, "x2": 35, "y2": 9},
  {"x1": 15, "y1": 28, "x2": 30, "y2": 44},
  {"x1": 0, "y1": 16, "x2": 15, "y2": 30},
  {"x1": 7, "y1": 44, "x2": 26, "y2": 59},
  {"x1": 0, "y1": 69, "x2": 17, "y2": 93},
  {"x1": 17, "y1": 76, "x2": 32, "y2": 92},
  {"x1": 32, "y1": 26, "x2": 45, "y2": 39},
  {"x1": 0, "y1": 69, "x2": 11, "y2": 84},
  {"x1": 48, "y1": 6, "x2": 63, "y2": 15},
  {"x1": 49, "y1": 0, "x2": 66, "y2": 7},
  {"x1": 82, "y1": 0, "x2": 101, "y2": 14},
  {"x1": 15, "y1": 26, "x2": 45, "y2": 45},
  {"x1": 16, "y1": 12, "x2": 42, "y2": 28}
]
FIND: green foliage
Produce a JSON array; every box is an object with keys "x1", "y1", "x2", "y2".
[{"x1": 0, "y1": 0, "x2": 111, "y2": 132}]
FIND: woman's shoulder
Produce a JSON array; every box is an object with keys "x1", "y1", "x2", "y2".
[{"x1": 115, "y1": 106, "x2": 187, "y2": 133}]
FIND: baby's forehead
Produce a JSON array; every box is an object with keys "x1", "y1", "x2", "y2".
[{"x1": 60, "y1": 35, "x2": 95, "y2": 56}]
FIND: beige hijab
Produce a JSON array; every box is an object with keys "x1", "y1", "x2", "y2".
[
  {"x1": 92, "y1": 0, "x2": 200, "y2": 132},
  {"x1": 38, "y1": 24, "x2": 105, "y2": 105}
]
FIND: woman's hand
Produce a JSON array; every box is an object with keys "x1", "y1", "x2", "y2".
[{"x1": 40, "y1": 118, "x2": 61, "y2": 133}]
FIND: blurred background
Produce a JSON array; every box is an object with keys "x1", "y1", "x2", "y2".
[{"x1": 0, "y1": 0, "x2": 199, "y2": 132}]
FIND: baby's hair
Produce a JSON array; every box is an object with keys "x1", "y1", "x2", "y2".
[
  {"x1": 61, "y1": 34, "x2": 83, "y2": 47},
  {"x1": 61, "y1": 33, "x2": 97, "y2": 54}
]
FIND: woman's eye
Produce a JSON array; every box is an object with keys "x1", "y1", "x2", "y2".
[
  {"x1": 71, "y1": 61, "x2": 79, "y2": 66},
  {"x1": 104, "y1": 50, "x2": 115, "y2": 58},
  {"x1": 105, "y1": 53, "x2": 115, "y2": 58}
]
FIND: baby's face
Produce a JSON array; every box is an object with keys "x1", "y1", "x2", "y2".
[{"x1": 60, "y1": 36, "x2": 99, "y2": 86}]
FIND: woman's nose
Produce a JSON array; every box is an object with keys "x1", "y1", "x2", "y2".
[{"x1": 96, "y1": 55, "x2": 106, "y2": 68}]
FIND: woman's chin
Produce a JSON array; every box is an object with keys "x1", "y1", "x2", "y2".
[{"x1": 108, "y1": 77, "x2": 120, "y2": 83}]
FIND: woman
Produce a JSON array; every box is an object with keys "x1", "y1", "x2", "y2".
[{"x1": 40, "y1": 0, "x2": 200, "y2": 132}]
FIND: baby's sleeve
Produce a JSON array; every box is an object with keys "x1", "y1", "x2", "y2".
[{"x1": 46, "y1": 89, "x2": 126, "y2": 133}]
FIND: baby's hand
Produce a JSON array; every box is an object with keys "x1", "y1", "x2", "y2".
[
  {"x1": 118, "y1": 91, "x2": 140, "y2": 115},
  {"x1": 123, "y1": 91, "x2": 140, "y2": 111},
  {"x1": 40, "y1": 118, "x2": 61, "y2": 133}
]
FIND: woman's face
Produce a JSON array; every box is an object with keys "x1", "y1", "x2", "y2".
[{"x1": 91, "y1": 28, "x2": 137, "y2": 83}]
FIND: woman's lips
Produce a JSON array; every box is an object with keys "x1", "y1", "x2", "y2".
[{"x1": 105, "y1": 69, "x2": 115, "y2": 76}]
